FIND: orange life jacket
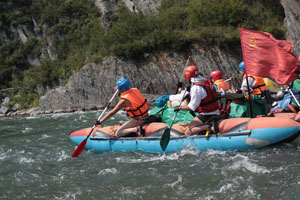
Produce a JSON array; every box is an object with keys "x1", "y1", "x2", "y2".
[
  {"x1": 194, "y1": 81, "x2": 219, "y2": 113},
  {"x1": 120, "y1": 88, "x2": 148, "y2": 119},
  {"x1": 242, "y1": 74, "x2": 267, "y2": 95},
  {"x1": 214, "y1": 79, "x2": 230, "y2": 91}
]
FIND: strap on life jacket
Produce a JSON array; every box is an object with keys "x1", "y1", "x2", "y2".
[
  {"x1": 126, "y1": 99, "x2": 148, "y2": 119},
  {"x1": 200, "y1": 98, "x2": 218, "y2": 107},
  {"x1": 253, "y1": 83, "x2": 266, "y2": 91}
]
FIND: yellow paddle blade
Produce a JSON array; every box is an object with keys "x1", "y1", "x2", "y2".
[{"x1": 205, "y1": 130, "x2": 210, "y2": 136}]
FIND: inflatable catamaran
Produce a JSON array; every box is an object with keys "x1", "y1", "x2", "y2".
[{"x1": 69, "y1": 116, "x2": 300, "y2": 154}]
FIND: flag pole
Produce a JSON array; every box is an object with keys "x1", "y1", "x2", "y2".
[
  {"x1": 239, "y1": 25, "x2": 254, "y2": 118},
  {"x1": 289, "y1": 89, "x2": 300, "y2": 107},
  {"x1": 245, "y1": 72, "x2": 254, "y2": 118}
]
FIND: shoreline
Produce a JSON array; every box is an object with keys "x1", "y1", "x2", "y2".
[{"x1": 0, "y1": 94, "x2": 161, "y2": 118}]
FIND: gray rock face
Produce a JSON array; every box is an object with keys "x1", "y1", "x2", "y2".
[
  {"x1": 0, "y1": 106, "x2": 9, "y2": 115},
  {"x1": 281, "y1": 0, "x2": 300, "y2": 57},
  {"x1": 8, "y1": 20, "x2": 58, "y2": 65},
  {"x1": 93, "y1": 0, "x2": 161, "y2": 31},
  {"x1": 39, "y1": 45, "x2": 242, "y2": 111}
]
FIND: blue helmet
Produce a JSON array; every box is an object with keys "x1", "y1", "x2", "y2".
[
  {"x1": 239, "y1": 61, "x2": 245, "y2": 72},
  {"x1": 116, "y1": 78, "x2": 130, "y2": 93}
]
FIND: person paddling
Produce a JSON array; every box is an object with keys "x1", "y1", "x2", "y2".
[
  {"x1": 95, "y1": 78, "x2": 149, "y2": 137},
  {"x1": 174, "y1": 65, "x2": 220, "y2": 135}
]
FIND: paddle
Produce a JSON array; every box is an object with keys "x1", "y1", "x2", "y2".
[
  {"x1": 160, "y1": 88, "x2": 187, "y2": 152},
  {"x1": 289, "y1": 88, "x2": 300, "y2": 107},
  {"x1": 175, "y1": 56, "x2": 191, "y2": 93},
  {"x1": 72, "y1": 89, "x2": 119, "y2": 157}
]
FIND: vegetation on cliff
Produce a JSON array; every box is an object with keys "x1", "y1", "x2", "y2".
[{"x1": 0, "y1": 0, "x2": 285, "y2": 108}]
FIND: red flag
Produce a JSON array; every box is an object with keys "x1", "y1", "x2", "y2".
[{"x1": 239, "y1": 27, "x2": 298, "y2": 85}]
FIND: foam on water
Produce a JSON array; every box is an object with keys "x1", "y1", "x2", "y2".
[
  {"x1": 244, "y1": 185, "x2": 259, "y2": 198},
  {"x1": 19, "y1": 157, "x2": 35, "y2": 164},
  {"x1": 215, "y1": 182, "x2": 234, "y2": 193},
  {"x1": 40, "y1": 134, "x2": 50, "y2": 140},
  {"x1": 0, "y1": 148, "x2": 12, "y2": 161},
  {"x1": 57, "y1": 150, "x2": 68, "y2": 162},
  {"x1": 97, "y1": 168, "x2": 118, "y2": 175},
  {"x1": 121, "y1": 187, "x2": 141, "y2": 196},
  {"x1": 228, "y1": 154, "x2": 270, "y2": 174},
  {"x1": 25, "y1": 116, "x2": 40, "y2": 120},
  {"x1": 114, "y1": 147, "x2": 202, "y2": 164},
  {"x1": 51, "y1": 112, "x2": 76, "y2": 119},
  {"x1": 115, "y1": 154, "x2": 166, "y2": 163},
  {"x1": 22, "y1": 127, "x2": 33, "y2": 133},
  {"x1": 178, "y1": 145, "x2": 202, "y2": 156},
  {"x1": 53, "y1": 191, "x2": 81, "y2": 200},
  {"x1": 166, "y1": 174, "x2": 183, "y2": 188}
]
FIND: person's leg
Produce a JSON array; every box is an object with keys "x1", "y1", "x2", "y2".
[
  {"x1": 116, "y1": 119, "x2": 142, "y2": 137},
  {"x1": 184, "y1": 115, "x2": 219, "y2": 135},
  {"x1": 184, "y1": 115, "x2": 210, "y2": 135},
  {"x1": 94, "y1": 124, "x2": 121, "y2": 137}
]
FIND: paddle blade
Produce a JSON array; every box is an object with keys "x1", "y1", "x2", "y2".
[
  {"x1": 160, "y1": 128, "x2": 171, "y2": 152},
  {"x1": 72, "y1": 138, "x2": 88, "y2": 157}
]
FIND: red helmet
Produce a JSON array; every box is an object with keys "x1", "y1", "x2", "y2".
[
  {"x1": 184, "y1": 65, "x2": 199, "y2": 81},
  {"x1": 210, "y1": 70, "x2": 223, "y2": 81}
]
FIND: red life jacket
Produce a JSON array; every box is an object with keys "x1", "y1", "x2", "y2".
[{"x1": 194, "y1": 81, "x2": 219, "y2": 113}]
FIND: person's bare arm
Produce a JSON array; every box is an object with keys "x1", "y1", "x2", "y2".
[
  {"x1": 230, "y1": 77, "x2": 236, "y2": 91},
  {"x1": 178, "y1": 104, "x2": 191, "y2": 111},
  {"x1": 99, "y1": 98, "x2": 130, "y2": 124}
]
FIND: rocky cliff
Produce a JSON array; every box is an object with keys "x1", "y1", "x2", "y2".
[
  {"x1": 93, "y1": 0, "x2": 161, "y2": 31},
  {"x1": 38, "y1": 45, "x2": 241, "y2": 113},
  {"x1": 281, "y1": 0, "x2": 300, "y2": 57},
  {"x1": 37, "y1": 0, "x2": 300, "y2": 114}
]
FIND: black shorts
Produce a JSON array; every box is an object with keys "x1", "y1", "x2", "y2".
[
  {"x1": 196, "y1": 114, "x2": 219, "y2": 124},
  {"x1": 139, "y1": 115, "x2": 161, "y2": 124}
]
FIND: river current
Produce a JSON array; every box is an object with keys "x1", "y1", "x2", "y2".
[{"x1": 0, "y1": 110, "x2": 300, "y2": 200}]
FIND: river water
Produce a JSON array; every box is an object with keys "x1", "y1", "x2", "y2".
[{"x1": 1, "y1": 110, "x2": 300, "y2": 200}]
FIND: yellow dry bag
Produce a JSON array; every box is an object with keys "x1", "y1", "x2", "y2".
[{"x1": 263, "y1": 78, "x2": 278, "y2": 89}]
